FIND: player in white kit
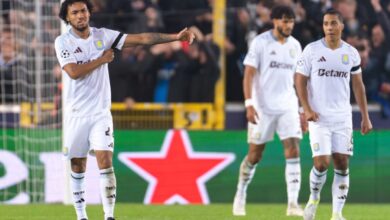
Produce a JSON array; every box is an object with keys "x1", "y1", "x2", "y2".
[
  {"x1": 295, "y1": 9, "x2": 372, "y2": 220},
  {"x1": 54, "y1": 1, "x2": 194, "y2": 219},
  {"x1": 233, "y1": 5, "x2": 305, "y2": 217}
]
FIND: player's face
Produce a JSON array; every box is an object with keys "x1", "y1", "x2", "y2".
[
  {"x1": 67, "y1": 2, "x2": 90, "y2": 32},
  {"x1": 275, "y1": 16, "x2": 295, "y2": 38},
  {"x1": 323, "y1": 14, "x2": 344, "y2": 41}
]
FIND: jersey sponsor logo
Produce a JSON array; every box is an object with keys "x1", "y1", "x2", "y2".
[
  {"x1": 318, "y1": 69, "x2": 348, "y2": 78},
  {"x1": 269, "y1": 61, "x2": 294, "y2": 70},
  {"x1": 76, "y1": 59, "x2": 91, "y2": 64},
  {"x1": 60, "y1": 49, "x2": 70, "y2": 58},
  {"x1": 94, "y1": 40, "x2": 104, "y2": 50},
  {"x1": 341, "y1": 54, "x2": 349, "y2": 65},
  {"x1": 317, "y1": 56, "x2": 326, "y2": 62},
  {"x1": 74, "y1": 47, "x2": 82, "y2": 54}
]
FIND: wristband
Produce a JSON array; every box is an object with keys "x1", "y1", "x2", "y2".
[{"x1": 245, "y1": 99, "x2": 254, "y2": 107}]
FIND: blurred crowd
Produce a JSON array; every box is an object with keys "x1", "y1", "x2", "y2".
[{"x1": 1, "y1": 0, "x2": 390, "y2": 117}]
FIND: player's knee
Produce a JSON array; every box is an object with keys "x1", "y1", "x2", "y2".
[
  {"x1": 313, "y1": 159, "x2": 330, "y2": 172},
  {"x1": 247, "y1": 152, "x2": 263, "y2": 165}
]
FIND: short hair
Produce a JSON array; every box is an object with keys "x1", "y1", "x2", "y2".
[
  {"x1": 59, "y1": 0, "x2": 93, "y2": 24},
  {"x1": 323, "y1": 9, "x2": 344, "y2": 23},
  {"x1": 270, "y1": 5, "x2": 295, "y2": 20}
]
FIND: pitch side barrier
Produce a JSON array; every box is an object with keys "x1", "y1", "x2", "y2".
[{"x1": 0, "y1": 129, "x2": 389, "y2": 204}]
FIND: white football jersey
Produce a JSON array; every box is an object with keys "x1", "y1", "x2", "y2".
[
  {"x1": 244, "y1": 30, "x2": 302, "y2": 114},
  {"x1": 54, "y1": 27, "x2": 126, "y2": 117},
  {"x1": 296, "y1": 38, "x2": 362, "y2": 123}
]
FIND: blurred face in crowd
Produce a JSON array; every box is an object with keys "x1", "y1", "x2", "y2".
[
  {"x1": 0, "y1": 31, "x2": 16, "y2": 62},
  {"x1": 323, "y1": 14, "x2": 344, "y2": 42},
  {"x1": 371, "y1": 25, "x2": 384, "y2": 48},
  {"x1": 66, "y1": 2, "x2": 90, "y2": 32},
  {"x1": 273, "y1": 15, "x2": 295, "y2": 38}
]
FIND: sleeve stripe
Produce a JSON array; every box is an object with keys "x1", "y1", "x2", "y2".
[
  {"x1": 111, "y1": 33, "x2": 124, "y2": 49},
  {"x1": 351, "y1": 65, "x2": 361, "y2": 72}
]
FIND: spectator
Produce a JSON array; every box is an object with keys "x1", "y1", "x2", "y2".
[{"x1": 0, "y1": 27, "x2": 19, "y2": 103}]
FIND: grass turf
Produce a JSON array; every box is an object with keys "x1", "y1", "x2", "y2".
[{"x1": 1, "y1": 203, "x2": 389, "y2": 220}]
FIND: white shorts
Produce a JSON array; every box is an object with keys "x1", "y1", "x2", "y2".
[
  {"x1": 247, "y1": 110, "x2": 302, "y2": 145},
  {"x1": 63, "y1": 112, "x2": 114, "y2": 159},
  {"x1": 308, "y1": 120, "x2": 353, "y2": 157}
]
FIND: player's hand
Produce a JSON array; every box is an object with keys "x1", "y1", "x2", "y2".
[
  {"x1": 361, "y1": 118, "x2": 373, "y2": 135},
  {"x1": 176, "y1": 28, "x2": 195, "y2": 44},
  {"x1": 304, "y1": 109, "x2": 319, "y2": 122},
  {"x1": 246, "y1": 106, "x2": 259, "y2": 124},
  {"x1": 101, "y1": 49, "x2": 115, "y2": 63},
  {"x1": 299, "y1": 112, "x2": 308, "y2": 132}
]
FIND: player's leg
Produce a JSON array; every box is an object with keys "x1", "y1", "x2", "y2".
[
  {"x1": 90, "y1": 113, "x2": 116, "y2": 220},
  {"x1": 304, "y1": 122, "x2": 332, "y2": 220},
  {"x1": 95, "y1": 150, "x2": 116, "y2": 220},
  {"x1": 277, "y1": 110, "x2": 303, "y2": 216},
  {"x1": 330, "y1": 153, "x2": 349, "y2": 220},
  {"x1": 330, "y1": 122, "x2": 352, "y2": 220},
  {"x1": 70, "y1": 158, "x2": 88, "y2": 220},
  {"x1": 233, "y1": 143, "x2": 265, "y2": 216},
  {"x1": 65, "y1": 116, "x2": 90, "y2": 220},
  {"x1": 282, "y1": 138, "x2": 303, "y2": 216},
  {"x1": 233, "y1": 113, "x2": 275, "y2": 216}
]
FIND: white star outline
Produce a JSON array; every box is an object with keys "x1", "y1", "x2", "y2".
[{"x1": 118, "y1": 129, "x2": 235, "y2": 204}]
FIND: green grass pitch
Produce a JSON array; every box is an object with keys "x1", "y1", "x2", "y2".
[{"x1": 1, "y1": 203, "x2": 389, "y2": 219}]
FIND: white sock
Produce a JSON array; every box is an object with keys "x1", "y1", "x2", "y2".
[
  {"x1": 100, "y1": 167, "x2": 116, "y2": 219},
  {"x1": 332, "y1": 169, "x2": 349, "y2": 215},
  {"x1": 71, "y1": 171, "x2": 87, "y2": 220},
  {"x1": 285, "y1": 158, "x2": 301, "y2": 205},
  {"x1": 236, "y1": 157, "x2": 257, "y2": 194},
  {"x1": 309, "y1": 167, "x2": 327, "y2": 201}
]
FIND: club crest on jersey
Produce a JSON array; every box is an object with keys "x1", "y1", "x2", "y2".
[
  {"x1": 94, "y1": 40, "x2": 105, "y2": 50},
  {"x1": 341, "y1": 54, "x2": 349, "y2": 65},
  {"x1": 289, "y1": 48, "x2": 296, "y2": 58}
]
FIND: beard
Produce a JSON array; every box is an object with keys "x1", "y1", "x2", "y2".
[
  {"x1": 277, "y1": 26, "x2": 291, "y2": 38},
  {"x1": 70, "y1": 21, "x2": 89, "y2": 32}
]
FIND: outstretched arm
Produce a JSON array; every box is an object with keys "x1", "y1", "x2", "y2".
[
  {"x1": 123, "y1": 28, "x2": 195, "y2": 48},
  {"x1": 351, "y1": 73, "x2": 373, "y2": 135}
]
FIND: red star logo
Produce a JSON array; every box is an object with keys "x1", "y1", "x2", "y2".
[{"x1": 119, "y1": 130, "x2": 235, "y2": 204}]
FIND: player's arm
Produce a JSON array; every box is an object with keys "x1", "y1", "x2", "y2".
[
  {"x1": 351, "y1": 73, "x2": 373, "y2": 134},
  {"x1": 63, "y1": 49, "x2": 114, "y2": 80},
  {"x1": 294, "y1": 73, "x2": 319, "y2": 122},
  {"x1": 243, "y1": 65, "x2": 259, "y2": 124},
  {"x1": 122, "y1": 28, "x2": 195, "y2": 47}
]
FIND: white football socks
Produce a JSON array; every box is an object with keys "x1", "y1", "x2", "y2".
[
  {"x1": 285, "y1": 158, "x2": 301, "y2": 205},
  {"x1": 332, "y1": 169, "x2": 349, "y2": 215},
  {"x1": 99, "y1": 167, "x2": 116, "y2": 219},
  {"x1": 236, "y1": 157, "x2": 257, "y2": 194},
  {"x1": 71, "y1": 171, "x2": 88, "y2": 220},
  {"x1": 309, "y1": 167, "x2": 327, "y2": 201}
]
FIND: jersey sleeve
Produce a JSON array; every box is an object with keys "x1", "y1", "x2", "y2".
[
  {"x1": 102, "y1": 28, "x2": 127, "y2": 50},
  {"x1": 243, "y1": 37, "x2": 262, "y2": 69},
  {"x1": 296, "y1": 44, "x2": 311, "y2": 76},
  {"x1": 54, "y1": 36, "x2": 77, "y2": 68},
  {"x1": 350, "y1": 47, "x2": 362, "y2": 74}
]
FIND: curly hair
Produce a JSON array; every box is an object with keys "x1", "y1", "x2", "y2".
[{"x1": 59, "y1": 0, "x2": 94, "y2": 24}]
